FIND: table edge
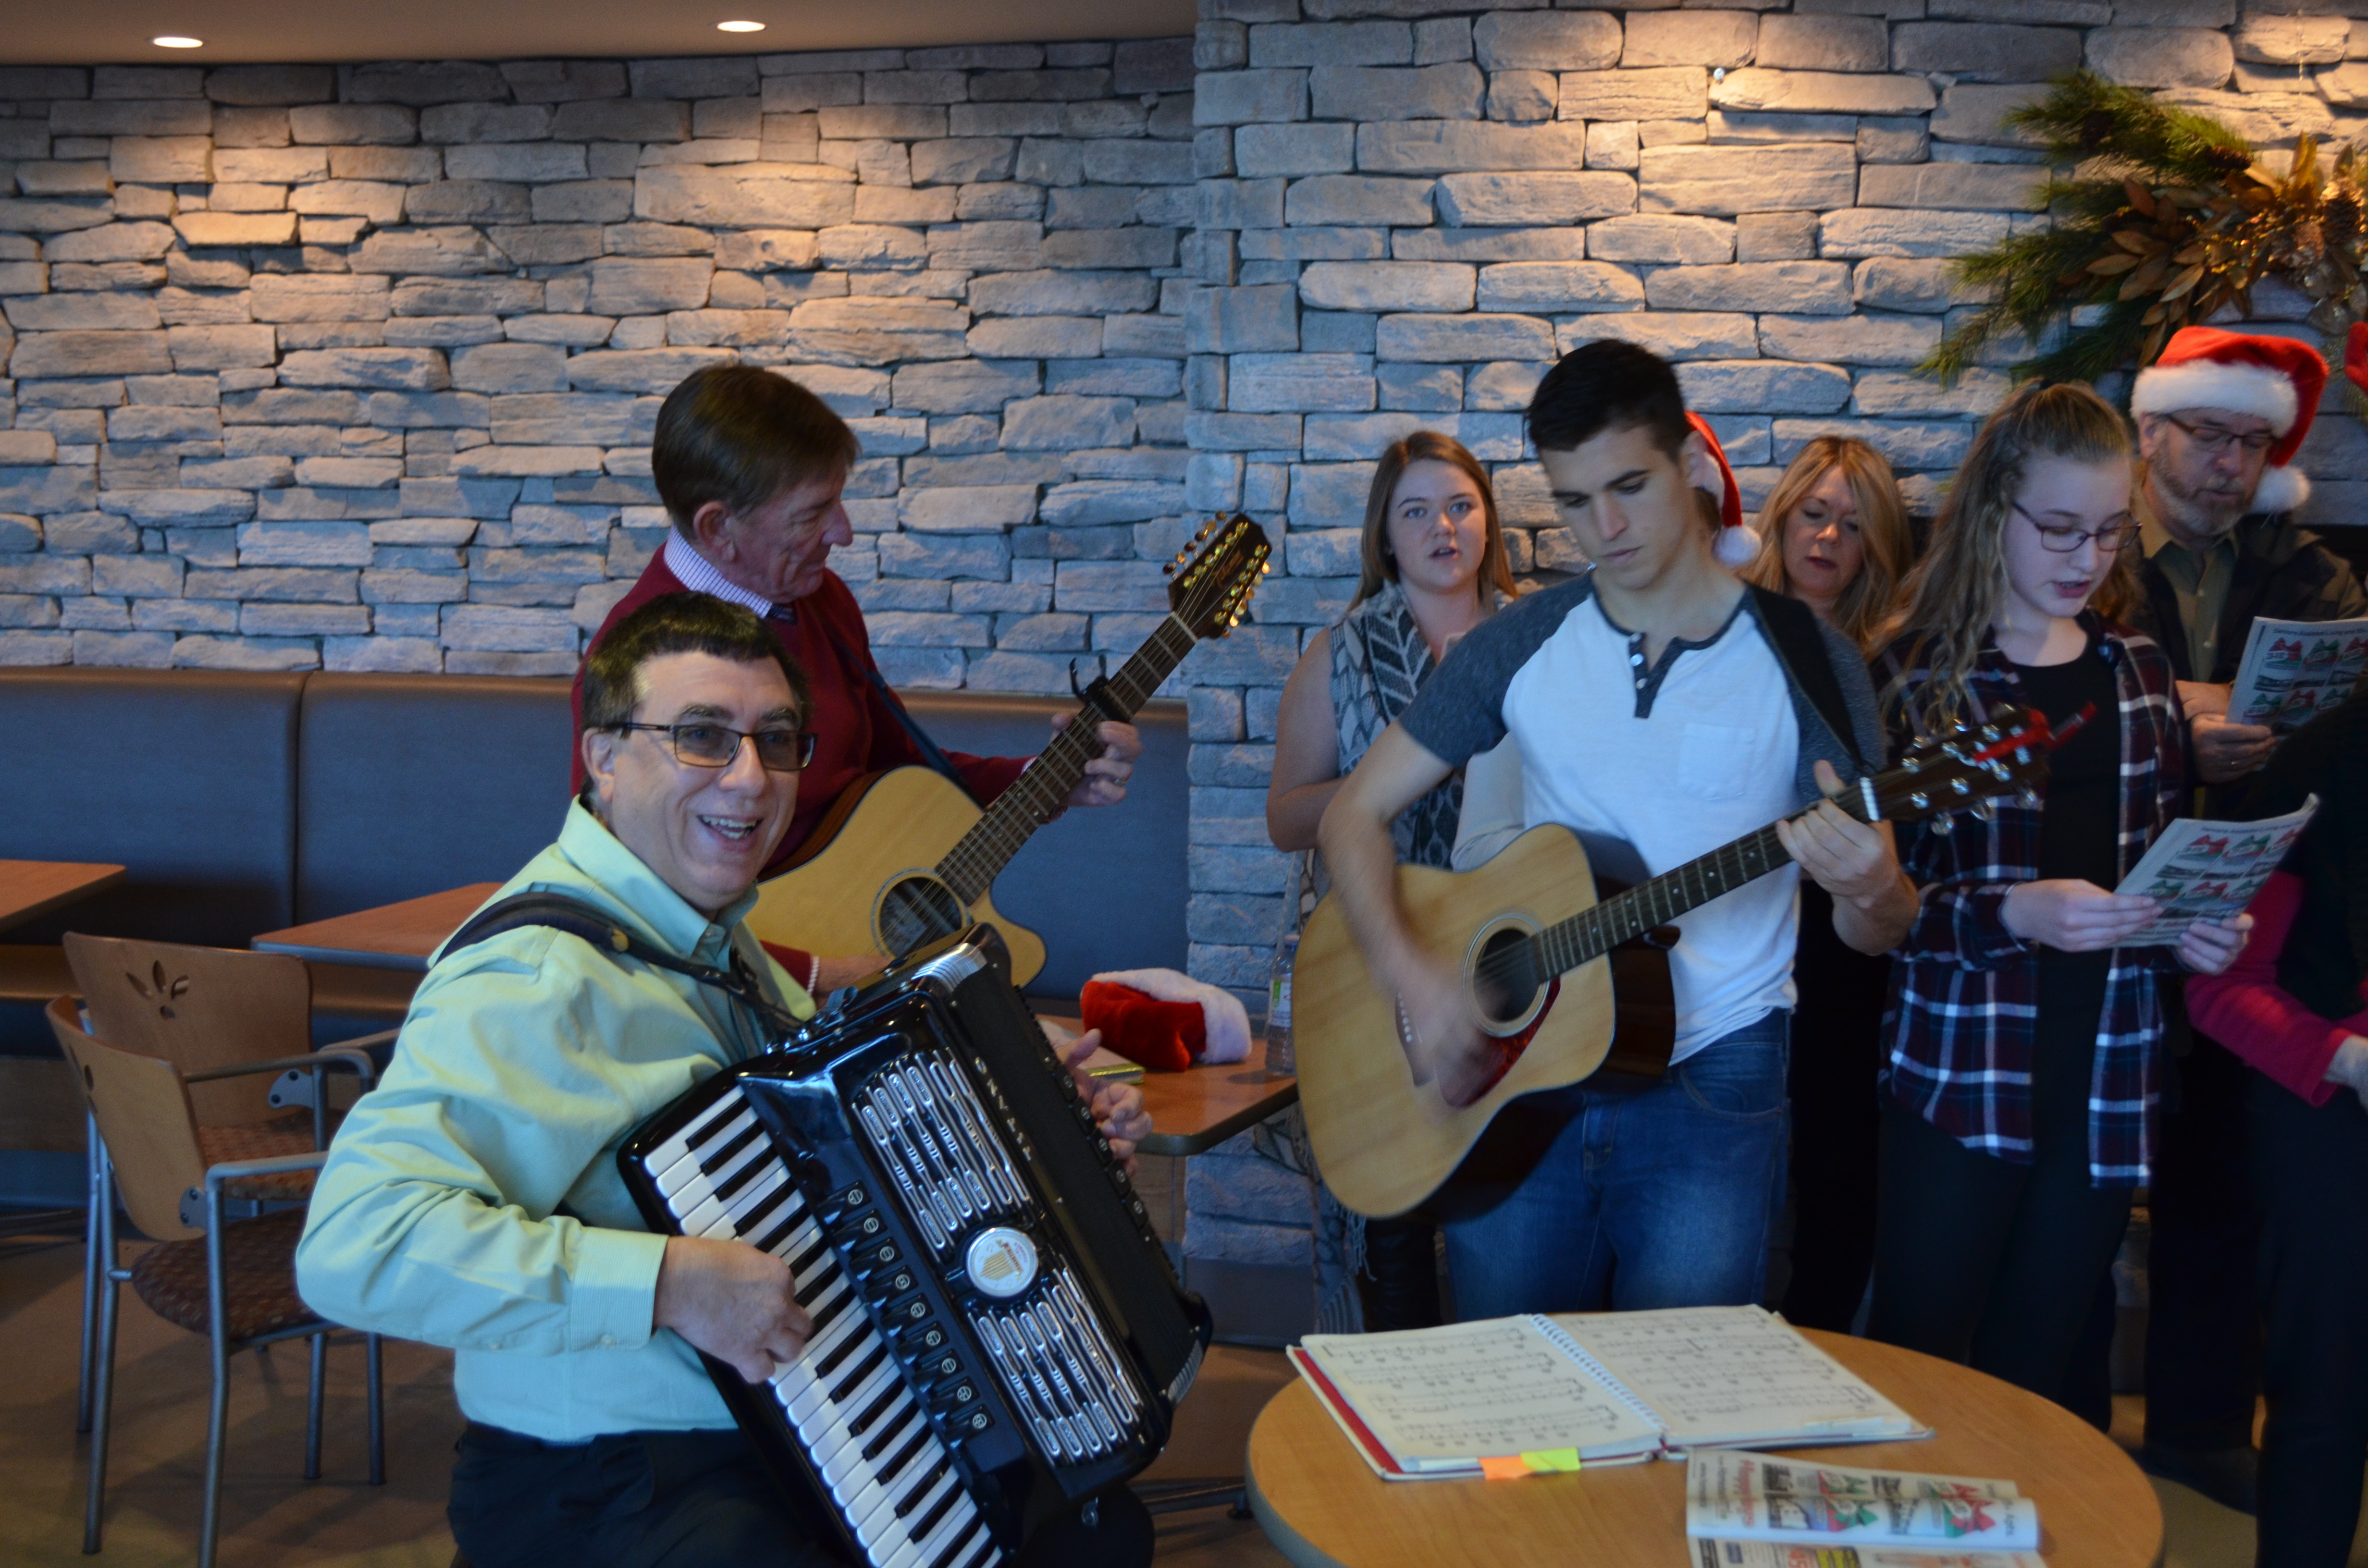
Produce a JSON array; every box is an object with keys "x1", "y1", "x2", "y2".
[
  {"x1": 252, "y1": 939, "x2": 432, "y2": 974},
  {"x1": 1136, "y1": 1081, "x2": 1299, "y2": 1157},
  {"x1": 0, "y1": 863, "x2": 128, "y2": 934}
]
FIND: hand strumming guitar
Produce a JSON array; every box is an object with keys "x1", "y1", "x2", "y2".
[{"x1": 1391, "y1": 951, "x2": 1498, "y2": 1109}]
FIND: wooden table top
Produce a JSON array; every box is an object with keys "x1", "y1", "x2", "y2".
[
  {"x1": 1036, "y1": 1015, "x2": 1297, "y2": 1157},
  {"x1": 1245, "y1": 1329, "x2": 2162, "y2": 1568},
  {"x1": 252, "y1": 883, "x2": 501, "y2": 972},
  {"x1": 0, "y1": 860, "x2": 126, "y2": 934}
]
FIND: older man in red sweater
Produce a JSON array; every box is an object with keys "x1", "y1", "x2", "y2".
[{"x1": 574, "y1": 365, "x2": 1140, "y2": 992}]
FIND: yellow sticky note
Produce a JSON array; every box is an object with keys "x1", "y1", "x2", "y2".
[
  {"x1": 1521, "y1": 1448, "x2": 1583, "y2": 1474},
  {"x1": 1478, "y1": 1456, "x2": 1530, "y2": 1481}
]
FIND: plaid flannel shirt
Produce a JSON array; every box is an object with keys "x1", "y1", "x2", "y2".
[{"x1": 1872, "y1": 614, "x2": 2188, "y2": 1187}]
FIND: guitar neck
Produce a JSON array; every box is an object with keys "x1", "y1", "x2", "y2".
[
  {"x1": 937, "y1": 613, "x2": 1200, "y2": 904},
  {"x1": 1531, "y1": 823, "x2": 1792, "y2": 978}
]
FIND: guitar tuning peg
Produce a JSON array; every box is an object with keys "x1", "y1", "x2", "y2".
[
  {"x1": 1968, "y1": 800, "x2": 1995, "y2": 822},
  {"x1": 1933, "y1": 812, "x2": 1955, "y2": 834},
  {"x1": 2019, "y1": 789, "x2": 2041, "y2": 808}
]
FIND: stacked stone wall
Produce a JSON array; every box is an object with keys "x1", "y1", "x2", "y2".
[{"x1": 0, "y1": 11, "x2": 2359, "y2": 1272}]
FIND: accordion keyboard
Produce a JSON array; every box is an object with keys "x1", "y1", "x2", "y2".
[{"x1": 644, "y1": 1083, "x2": 1001, "y2": 1568}]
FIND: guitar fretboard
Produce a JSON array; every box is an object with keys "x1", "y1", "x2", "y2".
[
  {"x1": 1529, "y1": 823, "x2": 1795, "y2": 978},
  {"x1": 937, "y1": 613, "x2": 1200, "y2": 904}
]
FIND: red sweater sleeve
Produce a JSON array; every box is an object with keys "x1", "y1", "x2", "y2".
[{"x1": 2185, "y1": 870, "x2": 2361, "y2": 1107}]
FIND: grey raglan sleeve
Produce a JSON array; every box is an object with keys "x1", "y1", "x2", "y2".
[{"x1": 1397, "y1": 580, "x2": 1586, "y2": 769}]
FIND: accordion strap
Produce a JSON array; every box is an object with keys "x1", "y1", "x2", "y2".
[{"x1": 444, "y1": 891, "x2": 808, "y2": 1040}]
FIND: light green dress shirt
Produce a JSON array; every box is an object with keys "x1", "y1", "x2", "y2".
[
  {"x1": 295, "y1": 802, "x2": 815, "y2": 1442},
  {"x1": 2138, "y1": 502, "x2": 2239, "y2": 682}
]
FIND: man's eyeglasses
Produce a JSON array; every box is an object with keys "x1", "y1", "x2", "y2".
[
  {"x1": 2163, "y1": 414, "x2": 2277, "y2": 456},
  {"x1": 612, "y1": 722, "x2": 815, "y2": 773},
  {"x1": 2011, "y1": 502, "x2": 2140, "y2": 555}
]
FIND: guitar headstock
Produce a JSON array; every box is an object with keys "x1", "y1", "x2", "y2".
[
  {"x1": 1165, "y1": 514, "x2": 1273, "y2": 639},
  {"x1": 1871, "y1": 702, "x2": 2060, "y2": 826}
]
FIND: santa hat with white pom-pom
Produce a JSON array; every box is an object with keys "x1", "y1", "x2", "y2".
[
  {"x1": 2131, "y1": 326, "x2": 2327, "y2": 516},
  {"x1": 1688, "y1": 412, "x2": 1757, "y2": 568}
]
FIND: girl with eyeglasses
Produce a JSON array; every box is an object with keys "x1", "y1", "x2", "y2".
[{"x1": 1865, "y1": 383, "x2": 2249, "y2": 1423}]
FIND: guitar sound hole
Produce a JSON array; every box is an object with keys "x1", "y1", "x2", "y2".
[
  {"x1": 878, "y1": 876, "x2": 967, "y2": 956},
  {"x1": 1472, "y1": 928, "x2": 1541, "y2": 1028}
]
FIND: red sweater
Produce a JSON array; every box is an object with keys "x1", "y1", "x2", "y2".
[
  {"x1": 2187, "y1": 870, "x2": 2368, "y2": 1107},
  {"x1": 570, "y1": 549, "x2": 1034, "y2": 978}
]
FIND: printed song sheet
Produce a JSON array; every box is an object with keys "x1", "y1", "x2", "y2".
[
  {"x1": 1551, "y1": 1307, "x2": 1921, "y2": 1448},
  {"x1": 1689, "y1": 1451, "x2": 2040, "y2": 1551},
  {"x1": 2112, "y1": 796, "x2": 2319, "y2": 947},
  {"x1": 1294, "y1": 1318, "x2": 1660, "y2": 1470},
  {"x1": 2228, "y1": 617, "x2": 2368, "y2": 733},
  {"x1": 1692, "y1": 1543, "x2": 2046, "y2": 1568}
]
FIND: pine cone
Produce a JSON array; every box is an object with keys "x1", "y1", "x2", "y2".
[
  {"x1": 2328, "y1": 190, "x2": 2363, "y2": 249},
  {"x1": 2080, "y1": 109, "x2": 2116, "y2": 152},
  {"x1": 2203, "y1": 145, "x2": 2253, "y2": 174}
]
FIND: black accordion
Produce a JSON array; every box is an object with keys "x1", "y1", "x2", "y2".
[{"x1": 618, "y1": 925, "x2": 1211, "y2": 1568}]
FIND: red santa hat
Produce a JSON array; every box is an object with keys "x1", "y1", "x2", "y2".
[
  {"x1": 2345, "y1": 320, "x2": 2368, "y2": 399},
  {"x1": 2130, "y1": 326, "x2": 2327, "y2": 515},
  {"x1": 1687, "y1": 412, "x2": 1754, "y2": 568}
]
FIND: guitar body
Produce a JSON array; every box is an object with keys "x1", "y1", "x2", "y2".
[
  {"x1": 744, "y1": 767, "x2": 1048, "y2": 987},
  {"x1": 1295, "y1": 824, "x2": 1669, "y2": 1219}
]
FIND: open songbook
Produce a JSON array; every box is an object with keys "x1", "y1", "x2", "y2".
[
  {"x1": 1288, "y1": 1306, "x2": 1927, "y2": 1481},
  {"x1": 1689, "y1": 1450, "x2": 2040, "y2": 1555}
]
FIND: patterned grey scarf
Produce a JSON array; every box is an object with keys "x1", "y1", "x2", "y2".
[{"x1": 1330, "y1": 579, "x2": 1465, "y2": 870}]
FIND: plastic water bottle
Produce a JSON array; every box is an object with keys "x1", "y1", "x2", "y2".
[{"x1": 1266, "y1": 931, "x2": 1299, "y2": 1076}]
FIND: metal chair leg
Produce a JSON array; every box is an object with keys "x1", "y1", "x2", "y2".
[
  {"x1": 82, "y1": 1166, "x2": 120, "y2": 1556},
  {"x1": 199, "y1": 1191, "x2": 231, "y2": 1568},
  {"x1": 75, "y1": 1119, "x2": 104, "y2": 1436},
  {"x1": 304, "y1": 1332, "x2": 325, "y2": 1481},
  {"x1": 366, "y1": 1333, "x2": 385, "y2": 1485}
]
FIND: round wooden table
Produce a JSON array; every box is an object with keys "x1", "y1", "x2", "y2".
[{"x1": 1245, "y1": 1329, "x2": 2162, "y2": 1568}]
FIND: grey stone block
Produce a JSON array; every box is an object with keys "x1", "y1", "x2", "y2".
[
  {"x1": 1646, "y1": 261, "x2": 1852, "y2": 314},
  {"x1": 1677, "y1": 359, "x2": 1853, "y2": 414},
  {"x1": 1434, "y1": 171, "x2": 1633, "y2": 225},
  {"x1": 51, "y1": 100, "x2": 213, "y2": 136},
  {"x1": 970, "y1": 269, "x2": 1157, "y2": 316},
  {"x1": 1820, "y1": 207, "x2": 2013, "y2": 258},
  {"x1": 1229, "y1": 352, "x2": 1376, "y2": 413},
  {"x1": 1755, "y1": 14, "x2": 1889, "y2": 72},
  {"x1": 2236, "y1": 15, "x2": 2347, "y2": 65},
  {"x1": 1735, "y1": 211, "x2": 1819, "y2": 262},
  {"x1": 1850, "y1": 366, "x2": 2012, "y2": 417},
  {"x1": 789, "y1": 297, "x2": 971, "y2": 366},
  {"x1": 1080, "y1": 139, "x2": 1196, "y2": 184},
  {"x1": 587, "y1": 257, "x2": 714, "y2": 316},
  {"x1": 634, "y1": 165, "x2": 856, "y2": 229},
  {"x1": 1706, "y1": 110, "x2": 1860, "y2": 145},
  {"x1": 1489, "y1": 71, "x2": 1558, "y2": 123},
  {"x1": 1623, "y1": 11, "x2": 1758, "y2": 69},
  {"x1": 1474, "y1": 260, "x2": 1643, "y2": 312},
  {"x1": 1709, "y1": 69, "x2": 1937, "y2": 116},
  {"x1": 11, "y1": 330, "x2": 173, "y2": 377},
  {"x1": 1193, "y1": 70, "x2": 1310, "y2": 126},
  {"x1": 1759, "y1": 312, "x2": 1941, "y2": 366},
  {"x1": 1310, "y1": 63, "x2": 1484, "y2": 121},
  {"x1": 279, "y1": 348, "x2": 451, "y2": 391},
  {"x1": 1557, "y1": 67, "x2": 1709, "y2": 122},
  {"x1": 1373, "y1": 312, "x2": 1555, "y2": 363},
  {"x1": 284, "y1": 104, "x2": 416, "y2": 146},
  {"x1": 969, "y1": 68, "x2": 1114, "y2": 103},
  {"x1": 6, "y1": 294, "x2": 160, "y2": 331},
  {"x1": 1415, "y1": 17, "x2": 1474, "y2": 66},
  {"x1": 1394, "y1": 225, "x2": 1587, "y2": 261},
  {"x1": 2156, "y1": 89, "x2": 2330, "y2": 147},
  {"x1": 420, "y1": 102, "x2": 555, "y2": 144},
  {"x1": 1473, "y1": 12, "x2": 1622, "y2": 72},
  {"x1": 1283, "y1": 175, "x2": 1439, "y2": 227},
  {"x1": 2085, "y1": 27, "x2": 2234, "y2": 88},
  {"x1": 44, "y1": 221, "x2": 175, "y2": 262},
  {"x1": 0, "y1": 197, "x2": 112, "y2": 234},
  {"x1": 447, "y1": 144, "x2": 587, "y2": 183},
  {"x1": 1859, "y1": 161, "x2": 2047, "y2": 211},
  {"x1": 1115, "y1": 37, "x2": 1196, "y2": 93},
  {"x1": 1249, "y1": 21, "x2": 1414, "y2": 67},
  {"x1": 501, "y1": 60, "x2": 630, "y2": 104},
  {"x1": 1772, "y1": 416, "x2": 1972, "y2": 470},
  {"x1": 1355, "y1": 120, "x2": 1590, "y2": 173},
  {"x1": 344, "y1": 61, "x2": 508, "y2": 105},
  {"x1": 965, "y1": 318, "x2": 1105, "y2": 358},
  {"x1": 1639, "y1": 142, "x2": 1856, "y2": 216},
  {"x1": 1893, "y1": 23, "x2": 2084, "y2": 81},
  {"x1": 1299, "y1": 261, "x2": 1475, "y2": 312},
  {"x1": 1567, "y1": 312, "x2": 1759, "y2": 362},
  {"x1": 1186, "y1": 284, "x2": 1298, "y2": 354},
  {"x1": 1236, "y1": 123, "x2": 1356, "y2": 178},
  {"x1": 354, "y1": 227, "x2": 515, "y2": 275}
]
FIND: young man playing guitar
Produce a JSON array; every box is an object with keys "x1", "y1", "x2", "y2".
[
  {"x1": 575, "y1": 365, "x2": 1142, "y2": 993},
  {"x1": 1318, "y1": 341, "x2": 1918, "y2": 1319}
]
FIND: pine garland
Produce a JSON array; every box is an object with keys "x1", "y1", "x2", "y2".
[{"x1": 1922, "y1": 71, "x2": 2368, "y2": 386}]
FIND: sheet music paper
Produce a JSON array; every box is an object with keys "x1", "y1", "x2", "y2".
[
  {"x1": 2111, "y1": 795, "x2": 2318, "y2": 947},
  {"x1": 1551, "y1": 1307, "x2": 1920, "y2": 1447},
  {"x1": 1296, "y1": 1318, "x2": 1662, "y2": 1468}
]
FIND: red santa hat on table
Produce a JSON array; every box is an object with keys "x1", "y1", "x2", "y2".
[
  {"x1": 2130, "y1": 326, "x2": 2327, "y2": 515},
  {"x1": 1687, "y1": 412, "x2": 1755, "y2": 568}
]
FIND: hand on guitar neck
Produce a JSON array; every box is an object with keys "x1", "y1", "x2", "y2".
[{"x1": 1049, "y1": 714, "x2": 1142, "y2": 809}]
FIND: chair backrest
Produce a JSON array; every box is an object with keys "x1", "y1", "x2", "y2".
[
  {"x1": 64, "y1": 934, "x2": 312, "y2": 1127},
  {"x1": 48, "y1": 997, "x2": 205, "y2": 1244}
]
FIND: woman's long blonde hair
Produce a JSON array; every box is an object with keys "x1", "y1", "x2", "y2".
[
  {"x1": 1742, "y1": 436, "x2": 1912, "y2": 656},
  {"x1": 1883, "y1": 381, "x2": 2138, "y2": 736},
  {"x1": 1352, "y1": 431, "x2": 1518, "y2": 610}
]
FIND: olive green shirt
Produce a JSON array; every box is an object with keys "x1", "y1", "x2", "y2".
[
  {"x1": 2136, "y1": 480, "x2": 2241, "y2": 685},
  {"x1": 294, "y1": 802, "x2": 815, "y2": 1441}
]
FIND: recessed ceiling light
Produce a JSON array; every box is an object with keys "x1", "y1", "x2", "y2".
[
  {"x1": 715, "y1": 19, "x2": 765, "y2": 31},
  {"x1": 152, "y1": 35, "x2": 203, "y2": 48}
]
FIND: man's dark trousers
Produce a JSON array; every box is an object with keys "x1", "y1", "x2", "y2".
[{"x1": 2146, "y1": 1035, "x2": 2262, "y2": 1457}]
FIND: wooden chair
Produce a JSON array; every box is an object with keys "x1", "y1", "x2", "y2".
[
  {"x1": 50, "y1": 997, "x2": 384, "y2": 1568},
  {"x1": 60, "y1": 935, "x2": 392, "y2": 1436}
]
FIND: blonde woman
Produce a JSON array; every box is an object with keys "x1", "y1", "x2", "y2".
[
  {"x1": 1868, "y1": 382, "x2": 2248, "y2": 1421},
  {"x1": 1268, "y1": 431, "x2": 1517, "y2": 1330},
  {"x1": 1741, "y1": 439, "x2": 1915, "y2": 1334}
]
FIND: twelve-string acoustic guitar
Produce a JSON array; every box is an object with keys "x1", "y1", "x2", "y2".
[
  {"x1": 747, "y1": 515, "x2": 1272, "y2": 987},
  {"x1": 1293, "y1": 704, "x2": 2075, "y2": 1217}
]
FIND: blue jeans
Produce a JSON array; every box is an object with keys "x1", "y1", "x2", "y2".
[{"x1": 1440, "y1": 1010, "x2": 1790, "y2": 1320}]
